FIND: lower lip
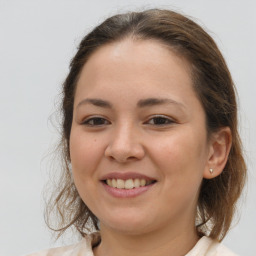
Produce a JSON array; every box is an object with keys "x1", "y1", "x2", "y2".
[{"x1": 102, "y1": 182, "x2": 155, "y2": 198}]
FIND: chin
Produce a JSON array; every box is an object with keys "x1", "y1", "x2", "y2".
[{"x1": 98, "y1": 210, "x2": 156, "y2": 235}]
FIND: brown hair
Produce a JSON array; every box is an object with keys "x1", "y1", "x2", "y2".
[{"x1": 45, "y1": 9, "x2": 246, "y2": 241}]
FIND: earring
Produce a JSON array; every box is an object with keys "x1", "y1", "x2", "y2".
[{"x1": 209, "y1": 168, "x2": 214, "y2": 174}]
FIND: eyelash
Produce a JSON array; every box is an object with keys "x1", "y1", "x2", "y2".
[
  {"x1": 146, "y1": 115, "x2": 175, "y2": 126},
  {"x1": 81, "y1": 115, "x2": 175, "y2": 127},
  {"x1": 82, "y1": 117, "x2": 110, "y2": 126}
]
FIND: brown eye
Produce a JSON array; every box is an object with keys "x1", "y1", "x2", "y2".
[
  {"x1": 147, "y1": 116, "x2": 174, "y2": 126},
  {"x1": 82, "y1": 117, "x2": 110, "y2": 126}
]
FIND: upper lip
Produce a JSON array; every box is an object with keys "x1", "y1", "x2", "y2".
[{"x1": 100, "y1": 172, "x2": 157, "y2": 181}]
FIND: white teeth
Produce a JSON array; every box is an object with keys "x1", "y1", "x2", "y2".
[
  {"x1": 106, "y1": 178, "x2": 154, "y2": 189},
  {"x1": 134, "y1": 178, "x2": 140, "y2": 188},
  {"x1": 124, "y1": 179, "x2": 134, "y2": 189},
  {"x1": 140, "y1": 179, "x2": 146, "y2": 186},
  {"x1": 112, "y1": 179, "x2": 117, "y2": 188},
  {"x1": 117, "y1": 179, "x2": 125, "y2": 189},
  {"x1": 107, "y1": 179, "x2": 112, "y2": 186}
]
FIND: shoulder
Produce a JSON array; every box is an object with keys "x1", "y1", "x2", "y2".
[
  {"x1": 213, "y1": 242, "x2": 239, "y2": 256},
  {"x1": 24, "y1": 233, "x2": 100, "y2": 256},
  {"x1": 186, "y1": 236, "x2": 239, "y2": 256}
]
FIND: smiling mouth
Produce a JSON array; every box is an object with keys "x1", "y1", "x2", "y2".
[{"x1": 103, "y1": 179, "x2": 156, "y2": 190}]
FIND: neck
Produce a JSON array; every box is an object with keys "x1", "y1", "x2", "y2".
[{"x1": 93, "y1": 222, "x2": 199, "y2": 256}]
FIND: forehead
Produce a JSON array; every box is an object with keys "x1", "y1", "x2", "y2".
[
  {"x1": 76, "y1": 39, "x2": 194, "y2": 98},
  {"x1": 82, "y1": 38, "x2": 192, "y2": 74}
]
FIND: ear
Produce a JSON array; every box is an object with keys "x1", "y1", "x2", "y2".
[{"x1": 203, "y1": 127, "x2": 232, "y2": 179}]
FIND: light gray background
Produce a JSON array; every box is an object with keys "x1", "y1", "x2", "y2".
[{"x1": 0, "y1": 0, "x2": 255, "y2": 255}]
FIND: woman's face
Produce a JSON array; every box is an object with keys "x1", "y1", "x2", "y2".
[{"x1": 70, "y1": 39, "x2": 212, "y2": 235}]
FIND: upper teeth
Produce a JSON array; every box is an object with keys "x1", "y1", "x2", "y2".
[{"x1": 106, "y1": 178, "x2": 153, "y2": 189}]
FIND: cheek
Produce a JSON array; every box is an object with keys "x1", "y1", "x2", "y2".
[
  {"x1": 69, "y1": 132, "x2": 101, "y2": 203},
  {"x1": 70, "y1": 130, "x2": 102, "y2": 179},
  {"x1": 149, "y1": 128, "x2": 208, "y2": 178},
  {"x1": 154, "y1": 132, "x2": 207, "y2": 205}
]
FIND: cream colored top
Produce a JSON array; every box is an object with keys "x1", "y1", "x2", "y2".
[{"x1": 25, "y1": 233, "x2": 238, "y2": 256}]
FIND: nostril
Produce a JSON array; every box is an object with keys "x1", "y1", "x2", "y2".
[{"x1": 104, "y1": 138, "x2": 145, "y2": 163}]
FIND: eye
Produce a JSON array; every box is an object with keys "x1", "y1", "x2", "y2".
[
  {"x1": 82, "y1": 117, "x2": 110, "y2": 126},
  {"x1": 146, "y1": 115, "x2": 175, "y2": 126}
]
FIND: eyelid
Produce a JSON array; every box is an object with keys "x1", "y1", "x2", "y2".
[
  {"x1": 81, "y1": 115, "x2": 111, "y2": 126},
  {"x1": 145, "y1": 115, "x2": 176, "y2": 125}
]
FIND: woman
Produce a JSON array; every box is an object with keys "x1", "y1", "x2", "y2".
[{"x1": 29, "y1": 9, "x2": 246, "y2": 256}]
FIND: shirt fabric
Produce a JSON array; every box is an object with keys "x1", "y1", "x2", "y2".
[{"x1": 25, "y1": 232, "x2": 238, "y2": 256}]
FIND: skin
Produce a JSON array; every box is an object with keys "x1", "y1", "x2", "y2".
[{"x1": 70, "y1": 39, "x2": 231, "y2": 256}]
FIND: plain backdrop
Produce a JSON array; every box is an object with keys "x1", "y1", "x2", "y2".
[{"x1": 0, "y1": 0, "x2": 255, "y2": 255}]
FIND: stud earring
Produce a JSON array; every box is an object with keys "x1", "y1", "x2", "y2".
[{"x1": 209, "y1": 168, "x2": 214, "y2": 174}]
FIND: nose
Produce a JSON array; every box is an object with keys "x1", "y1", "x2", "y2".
[{"x1": 104, "y1": 123, "x2": 145, "y2": 163}]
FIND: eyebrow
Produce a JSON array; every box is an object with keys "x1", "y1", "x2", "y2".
[
  {"x1": 76, "y1": 97, "x2": 185, "y2": 109},
  {"x1": 76, "y1": 98, "x2": 113, "y2": 109},
  {"x1": 137, "y1": 98, "x2": 185, "y2": 109}
]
